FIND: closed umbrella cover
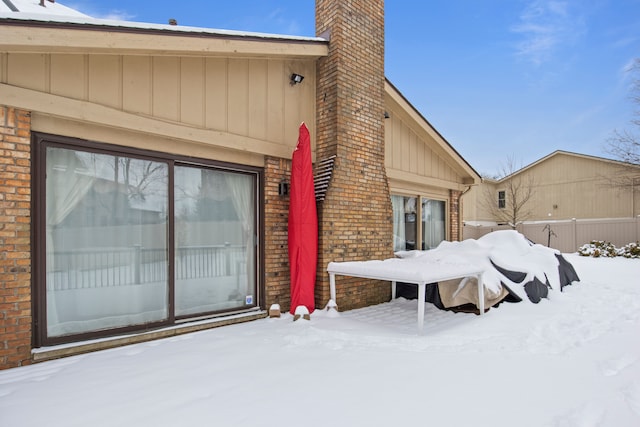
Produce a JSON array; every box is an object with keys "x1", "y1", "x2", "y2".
[{"x1": 288, "y1": 122, "x2": 318, "y2": 314}]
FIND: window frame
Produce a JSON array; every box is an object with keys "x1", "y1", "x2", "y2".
[
  {"x1": 32, "y1": 132, "x2": 264, "y2": 347},
  {"x1": 498, "y1": 190, "x2": 506, "y2": 209},
  {"x1": 391, "y1": 193, "x2": 449, "y2": 251}
]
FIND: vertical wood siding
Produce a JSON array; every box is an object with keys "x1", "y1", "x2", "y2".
[
  {"x1": 385, "y1": 111, "x2": 461, "y2": 184},
  {"x1": 2, "y1": 53, "x2": 316, "y2": 151}
]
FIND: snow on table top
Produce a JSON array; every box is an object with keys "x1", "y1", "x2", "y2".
[
  {"x1": 327, "y1": 257, "x2": 483, "y2": 284},
  {"x1": 327, "y1": 231, "x2": 569, "y2": 295}
]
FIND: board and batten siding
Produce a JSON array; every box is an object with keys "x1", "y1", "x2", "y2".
[
  {"x1": 386, "y1": 112, "x2": 459, "y2": 184},
  {"x1": 384, "y1": 107, "x2": 470, "y2": 201},
  {"x1": 1, "y1": 52, "x2": 316, "y2": 162}
]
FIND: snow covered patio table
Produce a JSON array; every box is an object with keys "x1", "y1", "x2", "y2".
[{"x1": 327, "y1": 258, "x2": 485, "y2": 332}]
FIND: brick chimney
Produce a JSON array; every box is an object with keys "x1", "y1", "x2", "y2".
[{"x1": 315, "y1": 0, "x2": 394, "y2": 310}]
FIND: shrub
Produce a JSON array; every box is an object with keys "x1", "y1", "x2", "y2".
[
  {"x1": 578, "y1": 240, "x2": 618, "y2": 257},
  {"x1": 618, "y1": 242, "x2": 640, "y2": 259}
]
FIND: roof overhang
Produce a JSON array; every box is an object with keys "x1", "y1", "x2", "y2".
[
  {"x1": 0, "y1": 16, "x2": 329, "y2": 58},
  {"x1": 497, "y1": 150, "x2": 640, "y2": 182}
]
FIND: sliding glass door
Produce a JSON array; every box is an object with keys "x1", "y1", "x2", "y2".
[
  {"x1": 38, "y1": 135, "x2": 260, "y2": 344},
  {"x1": 392, "y1": 194, "x2": 447, "y2": 252}
]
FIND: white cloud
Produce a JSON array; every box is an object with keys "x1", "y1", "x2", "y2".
[
  {"x1": 511, "y1": 0, "x2": 585, "y2": 66},
  {"x1": 612, "y1": 36, "x2": 639, "y2": 49},
  {"x1": 65, "y1": 2, "x2": 136, "y2": 21},
  {"x1": 223, "y1": 7, "x2": 304, "y2": 35},
  {"x1": 618, "y1": 57, "x2": 640, "y2": 90},
  {"x1": 265, "y1": 8, "x2": 302, "y2": 35},
  {"x1": 98, "y1": 10, "x2": 136, "y2": 21},
  {"x1": 621, "y1": 58, "x2": 637, "y2": 74}
]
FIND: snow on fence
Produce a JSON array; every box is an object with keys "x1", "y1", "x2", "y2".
[{"x1": 463, "y1": 217, "x2": 640, "y2": 253}]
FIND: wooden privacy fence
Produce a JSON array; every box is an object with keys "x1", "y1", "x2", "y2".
[{"x1": 463, "y1": 217, "x2": 640, "y2": 253}]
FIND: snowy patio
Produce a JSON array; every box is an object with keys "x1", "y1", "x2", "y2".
[{"x1": 1, "y1": 254, "x2": 640, "y2": 427}]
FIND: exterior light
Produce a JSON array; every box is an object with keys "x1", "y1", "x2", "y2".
[
  {"x1": 278, "y1": 181, "x2": 289, "y2": 196},
  {"x1": 290, "y1": 73, "x2": 304, "y2": 85}
]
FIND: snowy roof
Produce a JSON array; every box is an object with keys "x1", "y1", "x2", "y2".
[
  {"x1": 0, "y1": 0, "x2": 327, "y2": 43},
  {"x1": 0, "y1": 0, "x2": 89, "y2": 17}
]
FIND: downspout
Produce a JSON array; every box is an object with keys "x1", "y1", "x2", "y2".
[
  {"x1": 459, "y1": 184, "x2": 476, "y2": 236},
  {"x1": 461, "y1": 184, "x2": 474, "y2": 196}
]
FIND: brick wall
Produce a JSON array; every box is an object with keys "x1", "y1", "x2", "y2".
[
  {"x1": 0, "y1": 106, "x2": 32, "y2": 370},
  {"x1": 263, "y1": 156, "x2": 293, "y2": 312},
  {"x1": 315, "y1": 0, "x2": 393, "y2": 310}
]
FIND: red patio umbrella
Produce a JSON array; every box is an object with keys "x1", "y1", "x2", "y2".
[{"x1": 288, "y1": 122, "x2": 318, "y2": 314}]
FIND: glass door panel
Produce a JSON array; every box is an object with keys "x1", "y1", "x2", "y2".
[
  {"x1": 422, "y1": 199, "x2": 446, "y2": 249},
  {"x1": 45, "y1": 147, "x2": 169, "y2": 337},
  {"x1": 392, "y1": 195, "x2": 417, "y2": 251},
  {"x1": 174, "y1": 166, "x2": 256, "y2": 316}
]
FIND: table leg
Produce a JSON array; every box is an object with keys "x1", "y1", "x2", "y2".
[
  {"x1": 417, "y1": 282, "x2": 426, "y2": 331},
  {"x1": 391, "y1": 281, "x2": 396, "y2": 299},
  {"x1": 477, "y1": 273, "x2": 485, "y2": 315},
  {"x1": 329, "y1": 273, "x2": 336, "y2": 302}
]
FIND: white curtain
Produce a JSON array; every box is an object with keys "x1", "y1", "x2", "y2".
[
  {"x1": 46, "y1": 149, "x2": 169, "y2": 337},
  {"x1": 46, "y1": 149, "x2": 97, "y2": 228},
  {"x1": 422, "y1": 199, "x2": 445, "y2": 249},
  {"x1": 392, "y1": 195, "x2": 406, "y2": 252},
  {"x1": 224, "y1": 172, "x2": 255, "y2": 299},
  {"x1": 45, "y1": 148, "x2": 97, "y2": 328}
]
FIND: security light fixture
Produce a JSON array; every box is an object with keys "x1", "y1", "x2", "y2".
[
  {"x1": 278, "y1": 181, "x2": 289, "y2": 196},
  {"x1": 290, "y1": 73, "x2": 304, "y2": 85}
]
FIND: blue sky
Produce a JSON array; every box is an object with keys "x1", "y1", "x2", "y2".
[{"x1": 65, "y1": 0, "x2": 640, "y2": 176}]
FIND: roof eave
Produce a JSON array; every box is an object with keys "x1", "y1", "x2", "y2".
[
  {"x1": 499, "y1": 150, "x2": 640, "y2": 181},
  {"x1": 0, "y1": 17, "x2": 329, "y2": 58}
]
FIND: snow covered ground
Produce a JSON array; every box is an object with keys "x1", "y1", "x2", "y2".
[{"x1": 1, "y1": 254, "x2": 639, "y2": 427}]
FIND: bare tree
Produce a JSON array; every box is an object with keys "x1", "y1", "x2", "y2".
[
  {"x1": 481, "y1": 156, "x2": 535, "y2": 229},
  {"x1": 605, "y1": 58, "x2": 640, "y2": 187}
]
